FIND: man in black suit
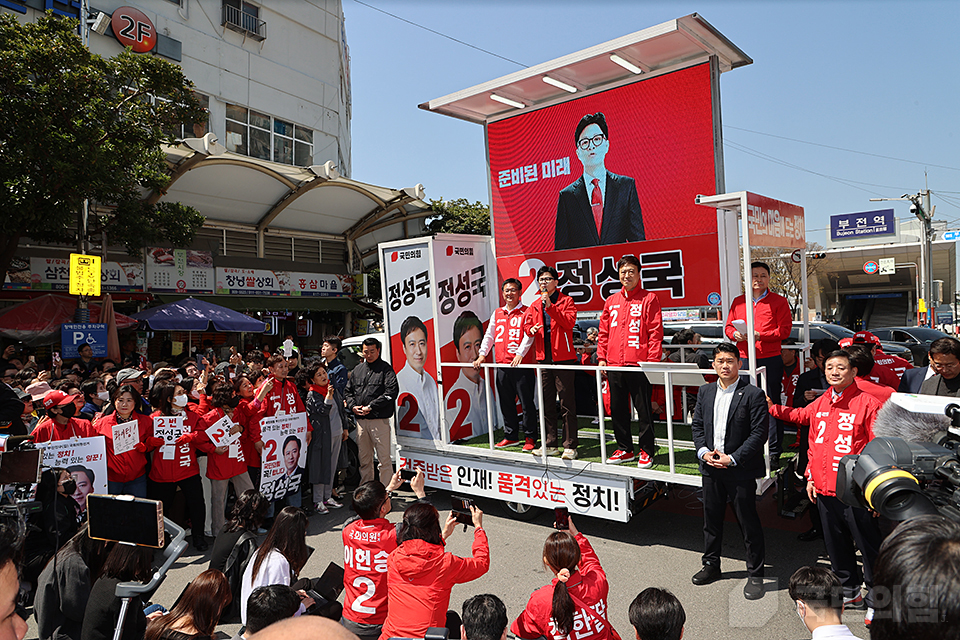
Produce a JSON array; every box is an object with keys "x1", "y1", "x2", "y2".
[
  {"x1": 691, "y1": 342, "x2": 768, "y2": 600},
  {"x1": 554, "y1": 112, "x2": 645, "y2": 250},
  {"x1": 897, "y1": 364, "x2": 930, "y2": 393}
]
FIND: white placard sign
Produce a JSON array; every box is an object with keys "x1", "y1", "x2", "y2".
[
  {"x1": 39, "y1": 436, "x2": 108, "y2": 515},
  {"x1": 112, "y1": 420, "x2": 139, "y2": 455},
  {"x1": 205, "y1": 414, "x2": 242, "y2": 448},
  {"x1": 153, "y1": 415, "x2": 185, "y2": 461},
  {"x1": 258, "y1": 412, "x2": 308, "y2": 501}
]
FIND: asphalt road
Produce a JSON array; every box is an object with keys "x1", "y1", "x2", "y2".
[{"x1": 24, "y1": 484, "x2": 871, "y2": 640}]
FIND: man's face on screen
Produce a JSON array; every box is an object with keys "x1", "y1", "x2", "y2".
[{"x1": 576, "y1": 123, "x2": 608, "y2": 173}]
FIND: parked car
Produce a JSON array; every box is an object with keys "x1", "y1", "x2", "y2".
[
  {"x1": 340, "y1": 333, "x2": 386, "y2": 371},
  {"x1": 789, "y1": 322, "x2": 914, "y2": 365},
  {"x1": 867, "y1": 327, "x2": 948, "y2": 366}
]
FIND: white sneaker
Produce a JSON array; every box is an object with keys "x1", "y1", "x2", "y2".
[
  {"x1": 532, "y1": 446, "x2": 559, "y2": 456},
  {"x1": 314, "y1": 502, "x2": 329, "y2": 515},
  {"x1": 864, "y1": 607, "x2": 875, "y2": 627},
  {"x1": 561, "y1": 448, "x2": 578, "y2": 460},
  {"x1": 324, "y1": 498, "x2": 343, "y2": 509}
]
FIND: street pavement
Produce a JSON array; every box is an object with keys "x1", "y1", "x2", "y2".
[{"x1": 24, "y1": 484, "x2": 871, "y2": 640}]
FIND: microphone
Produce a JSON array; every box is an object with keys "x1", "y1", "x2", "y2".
[{"x1": 872, "y1": 401, "x2": 951, "y2": 444}]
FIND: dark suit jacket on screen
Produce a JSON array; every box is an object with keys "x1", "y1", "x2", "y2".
[
  {"x1": 554, "y1": 171, "x2": 645, "y2": 250},
  {"x1": 691, "y1": 378, "x2": 768, "y2": 480}
]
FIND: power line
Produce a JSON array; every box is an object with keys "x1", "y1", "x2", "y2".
[
  {"x1": 725, "y1": 125, "x2": 960, "y2": 172},
  {"x1": 349, "y1": 0, "x2": 529, "y2": 69}
]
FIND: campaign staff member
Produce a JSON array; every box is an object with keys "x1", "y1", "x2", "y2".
[
  {"x1": 597, "y1": 255, "x2": 662, "y2": 469},
  {"x1": 690, "y1": 343, "x2": 768, "y2": 600},
  {"x1": 446, "y1": 311, "x2": 487, "y2": 441},
  {"x1": 768, "y1": 350, "x2": 883, "y2": 619},
  {"x1": 259, "y1": 356, "x2": 306, "y2": 418},
  {"x1": 554, "y1": 112, "x2": 644, "y2": 250},
  {"x1": 32, "y1": 390, "x2": 94, "y2": 442},
  {"x1": 521, "y1": 266, "x2": 578, "y2": 459},
  {"x1": 474, "y1": 278, "x2": 537, "y2": 451},
  {"x1": 94, "y1": 385, "x2": 158, "y2": 498},
  {"x1": 345, "y1": 337, "x2": 399, "y2": 486},
  {"x1": 395, "y1": 316, "x2": 440, "y2": 441},
  {"x1": 724, "y1": 261, "x2": 792, "y2": 464},
  {"x1": 853, "y1": 331, "x2": 912, "y2": 382},
  {"x1": 200, "y1": 382, "x2": 255, "y2": 535}
]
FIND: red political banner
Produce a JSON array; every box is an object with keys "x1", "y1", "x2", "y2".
[{"x1": 745, "y1": 192, "x2": 806, "y2": 249}]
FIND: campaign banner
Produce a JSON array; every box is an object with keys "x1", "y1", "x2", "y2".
[
  {"x1": 259, "y1": 412, "x2": 308, "y2": 501},
  {"x1": 487, "y1": 63, "x2": 719, "y2": 259},
  {"x1": 39, "y1": 436, "x2": 108, "y2": 515},
  {"x1": 498, "y1": 233, "x2": 722, "y2": 312},
  {"x1": 745, "y1": 192, "x2": 805, "y2": 249},
  {"x1": 152, "y1": 415, "x2": 185, "y2": 461},
  {"x1": 146, "y1": 248, "x2": 214, "y2": 294},
  {"x1": 204, "y1": 414, "x2": 242, "y2": 448},
  {"x1": 434, "y1": 237, "x2": 497, "y2": 442},
  {"x1": 398, "y1": 452, "x2": 630, "y2": 522},
  {"x1": 381, "y1": 241, "x2": 441, "y2": 442}
]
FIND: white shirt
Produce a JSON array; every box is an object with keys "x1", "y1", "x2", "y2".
[
  {"x1": 444, "y1": 369, "x2": 488, "y2": 441},
  {"x1": 241, "y1": 549, "x2": 304, "y2": 624},
  {"x1": 396, "y1": 362, "x2": 440, "y2": 441},
  {"x1": 698, "y1": 380, "x2": 738, "y2": 463},
  {"x1": 811, "y1": 624, "x2": 857, "y2": 639}
]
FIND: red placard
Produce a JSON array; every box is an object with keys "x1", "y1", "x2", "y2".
[
  {"x1": 745, "y1": 192, "x2": 806, "y2": 249},
  {"x1": 497, "y1": 233, "x2": 722, "y2": 312},
  {"x1": 487, "y1": 63, "x2": 718, "y2": 258},
  {"x1": 111, "y1": 6, "x2": 157, "y2": 54}
]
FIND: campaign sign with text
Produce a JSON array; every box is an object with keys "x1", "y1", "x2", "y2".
[
  {"x1": 745, "y1": 192, "x2": 805, "y2": 249},
  {"x1": 399, "y1": 453, "x2": 630, "y2": 522},
  {"x1": 153, "y1": 415, "x2": 185, "y2": 462},
  {"x1": 40, "y1": 436, "x2": 107, "y2": 513},
  {"x1": 259, "y1": 413, "x2": 308, "y2": 501},
  {"x1": 487, "y1": 63, "x2": 718, "y2": 260},
  {"x1": 111, "y1": 420, "x2": 139, "y2": 455},
  {"x1": 381, "y1": 241, "x2": 441, "y2": 442},
  {"x1": 204, "y1": 415, "x2": 242, "y2": 448},
  {"x1": 434, "y1": 238, "x2": 497, "y2": 441},
  {"x1": 499, "y1": 234, "x2": 722, "y2": 311}
]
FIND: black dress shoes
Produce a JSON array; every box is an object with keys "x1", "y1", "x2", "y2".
[
  {"x1": 797, "y1": 527, "x2": 823, "y2": 542},
  {"x1": 691, "y1": 564, "x2": 721, "y2": 585},
  {"x1": 744, "y1": 577, "x2": 764, "y2": 600}
]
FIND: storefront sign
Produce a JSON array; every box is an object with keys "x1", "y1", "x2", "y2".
[
  {"x1": 146, "y1": 248, "x2": 214, "y2": 294},
  {"x1": 27, "y1": 257, "x2": 144, "y2": 292},
  {"x1": 215, "y1": 268, "x2": 353, "y2": 297},
  {"x1": 111, "y1": 6, "x2": 157, "y2": 53}
]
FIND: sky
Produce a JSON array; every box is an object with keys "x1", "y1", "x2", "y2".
[{"x1": 343, "y1": 0, "x2": 960, "y2": 242}]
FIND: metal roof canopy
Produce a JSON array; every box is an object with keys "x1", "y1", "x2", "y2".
[
  {"x1": 419, "y1": 13, "x2": 751, "y2": 124},
  {"x1": 153, "y1": 145, "x2": 434, "y2": 268}
]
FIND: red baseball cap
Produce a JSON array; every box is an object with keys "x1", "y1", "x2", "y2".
[
  {"x1": 42, "y1": 390, "x2": 79, "y2": 410},
  {"x1": 853, "y1": 331, "x2": 881, "y2": 346},
  {"x1": 838, "y1": 337, "x2": 854, "y2": 348}
]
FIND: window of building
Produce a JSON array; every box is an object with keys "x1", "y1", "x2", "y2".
[
  {"x1": 222, "y1": 0, "x2": 266, "y2": 40},
  {"x1": 225, "y1": 104, "x2": 313, "y2": 166}
]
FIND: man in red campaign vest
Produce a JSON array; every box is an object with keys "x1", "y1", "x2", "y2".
[
  {"x1": 853, "y1": 331, "x2": 912, "y2": 386},
  {"x1": 474, "y1": 278, "x2": 537, "y2": 452},
  {"x1": 521, "y1": 266, "x2": 578, "y2": 459},
  {"x1": 597, "y1": 255, "x2": 663, "y2": 469}
]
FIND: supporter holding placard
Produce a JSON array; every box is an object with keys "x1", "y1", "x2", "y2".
[
  {"x1": 380, "y1": 500, "x2": 489, "y2": 640},
  {"x1": 93, "y1": 384, "x2": 158, "y2": 498},
  {"x1": 234, "y1": 375, "x2": 267, "y2": 489},
  {"x1": 200, "y1": 382, "x2": 254, "y2": 536}
]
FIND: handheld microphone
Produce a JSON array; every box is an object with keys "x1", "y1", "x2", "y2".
[{"x1": 873, "y1": 401, "x2": 951, "y2": 445}]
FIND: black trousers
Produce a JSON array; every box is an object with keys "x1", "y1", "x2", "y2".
[
  {"x1": 148, "y1": 474, "x2": 206, "y2": 539},
  {"x1": 540, "y1": 361, "x2": 577, "y2": 449},
  {"x1": 496, "y1": 367, "x2": 537, "y2": 440},
  {"x1": 818, "y1": 495, "x2": 884, "y2": 606},
  {"x1": 607, "y1": 369, "x2": 655, "y2": 455},
  {"x1": 701, "y1": 472, "x2": 765, "y2": 577},
  {"x1": 743, "y1": 355, "x2": 784, "y2": 456}
]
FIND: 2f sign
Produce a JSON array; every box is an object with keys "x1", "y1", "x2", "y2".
[{"x1": 111, "y1": 6, "x2": 157, "y2": 53}]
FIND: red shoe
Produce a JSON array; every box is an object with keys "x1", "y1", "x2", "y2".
[
  {"x1": 606, "y1": 449, "x2": 635, "y2": 464},
  {"x1": 522, "y1": 438, "x2": 536, "y2": 452},
  {"x1": 637, "y1": 450, "x2": 654, "y2": 469},
  {"x1": 495, "y1": 438, "x2": 519, "y2": 449}
]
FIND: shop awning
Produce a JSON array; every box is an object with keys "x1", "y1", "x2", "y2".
[{"x1": 155, "y1": 295, "x2": 366, "y2": 313}]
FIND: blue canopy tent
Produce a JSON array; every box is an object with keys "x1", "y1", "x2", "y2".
[{"x1": 131, "y1": 297, "x2": 266, "y2": 356}]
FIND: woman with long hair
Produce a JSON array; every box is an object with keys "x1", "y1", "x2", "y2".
[
  {"x1": 144, "y1": 569, "x2": 231, "y2": 640},
  {"x1": 239, "y1": 506, "x2": 311, "y2": 625},
  {"x1": 380, "y1": 501, "x2": 489, "y2": 640},
  {"x1": 35, "y1": 525, "x2": 113, "y2": 640},
  {"x1": 93, "y1": 384, "x2": 159, "y2": 497},
  {"x1": 209, "y1": 490, "x2": 268, "y2": 622},
  {"x1": 81, "y1": 542, "x2": 156, "y2": 640},
  {"x1": 21, "y1": 468, "x2": 81, "y2": 603},
  {"x1": 303, "y1": 359, "x2": 348, "y2": 514},
  {"x1": 147, "y1": 380, "x2": 212, "y2": 551},
  {"x1": 511, "y1": 518, "x2": 619, "y2": 640},
  {"x1": 233, "y1": 375, "x2": 268, "y2": 490}
]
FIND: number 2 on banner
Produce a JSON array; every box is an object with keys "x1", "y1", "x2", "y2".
[
  {"x1": 446, "y1": 388, "x2": 471, "y2": 441},
  {"x1": 263, "y1": 440, "x2": 277, "y2": 462},
  {"x1": 351, "y1": 577, "x2": 377, "y2": 614},
  {"x1": 397, "y1": 393, "x2": 420, "y2": 433}
]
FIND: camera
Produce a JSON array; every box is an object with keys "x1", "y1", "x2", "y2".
[{"x1": 835, "y1": 400, "x2": 960, "y2": 522}]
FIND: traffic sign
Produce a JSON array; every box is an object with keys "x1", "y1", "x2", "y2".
[
  {"x1": 707, "y1": 292, "x2": 722, "y2": 306},
  {"x1": 69, "y1": 254, "x2": 101, "y2": 296},
  {"x1": 879, "y1": 257, "x2": 896, "y2": 275},
  {"x1": 61, "y1": 323, "x2": 108, "y2": 358},
  {"x1": 791, "y1": 249, "x2": 802, "y2": 264},
  {"x1": 863, "y1": 261, "x2": 879, "y2": 274},
  {"x1": 943, "y1": 230, "x2": 960, "y2": 241}
]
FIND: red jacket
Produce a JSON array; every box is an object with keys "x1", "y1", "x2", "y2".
[
  {"x1": 258, "y1": 378, "x2": 306, "y2": 417},
  {"x1": 31, "y1": 417, "x2": 94, "y2": 443},
  {"x1": 874, "y1": 349, "x2": 912, "y2": 382},
  {"x1": 781, "y1": 360, "x2": 800, "y2": 407},
  {"x1": 480, "y1": 304, "x2": 534, "y2": 365},
  {"x1": 596, "y1": 286, "x2": 662, "y2": 366},
  {"x1": 724, "y1": 291, "x2": 792, "y2": 359},
  {"x1": 511, "y1": 534, "x2": 619, "y2": 640},
  {"x1": 93, "y1": 412, "x2": 156, "y2": 483},
  {"x1": 238, "y1": 399, "x2": 264, "y2": 469},
  {"x1": 769, "y1": 380, "x2": 880, "y2": 496},
  {"x1": 148, "y1": 410, "x2": 213, "y2": 483},
  {"x1": 522, "y1": 291, "x2": 577, "y2": 363},
  {"x1": 199, "y1": 407, "x2": 249, "y2": 480},
  {"x1": 342, "y1": 517, "x2": 398, "y2": 626},
  {"x1": 855, "y1": 377, "x2": 894, "y2": 404},
  {"x1": 380, "y1": 528, "x2": 490, "y2": 640}
]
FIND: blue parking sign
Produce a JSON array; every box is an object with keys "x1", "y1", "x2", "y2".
[{"x1": 61, "y1": 323, "x2": 108, "y2": 358}]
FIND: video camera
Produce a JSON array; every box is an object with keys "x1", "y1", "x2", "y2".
[{"x1": 835, "y1": 393, "x2": 960, "y2": 521}]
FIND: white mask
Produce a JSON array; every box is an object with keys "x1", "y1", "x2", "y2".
[
  {"x1": 229, "y1": 372, "x2": 236, "y2": 379},
  {"x1": 173, "y1": 394, "x2": 188, "y2": 407},
  {"x1": 191, "y1": 389, "x2": 201, "y2": 399},
  {"x1": 97, "y1": 391, "x2": 110, "y2": 402},
  {"x1": 176, "y1": 374, "x2": 183, "y2": 384}
]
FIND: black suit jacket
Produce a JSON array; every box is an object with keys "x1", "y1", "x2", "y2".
[
  {"x1": 554, "y1": 171, "x2": 645, "y2": 250},
  {"x1": 793, "y1": 367, "x2": 827, "y2": 409},
  {"x1": 691, "y1": 378, "x2": 768, "y2": 479},
  {"x1": 898, "y1": 366, "x2": 928, "y2": 394}
]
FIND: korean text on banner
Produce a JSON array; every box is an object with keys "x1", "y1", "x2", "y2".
[
  {"x1": 258, "y1": 412, "x2": 308, "y2": 501},
  {"x1": 112, "y1": 420, "x2": 139, "y2": 455},
  {"x1": 153, "y1": 415, "x2": 185, "y2": 461},
  {"x1": 39, "y1": 436, "x2": 108, "y2": 514},
  {"x1": 745, "y1": 192, "x2": 805, "y2": 249},
  {"x1": 205, "y1": 415, "x2": 242, "y2": 448},
  {"x1": 382, "y1": 241, "x2": 441, "y2": 442}
]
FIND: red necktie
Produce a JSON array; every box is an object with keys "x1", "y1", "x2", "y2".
[{"x1": 590, "y1": 178, "x2": 603, "y2": 238}]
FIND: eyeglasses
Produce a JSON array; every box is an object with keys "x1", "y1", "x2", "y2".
[
  {"x1": 577, "y1": 134, "x2": 606, "y2": 150},
  {"x1": 931, "y1": 357, "x2": 960, "y2": 371},
  {"x1": 538, "y1": 277, "x2": 556, "y2": 283}
]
